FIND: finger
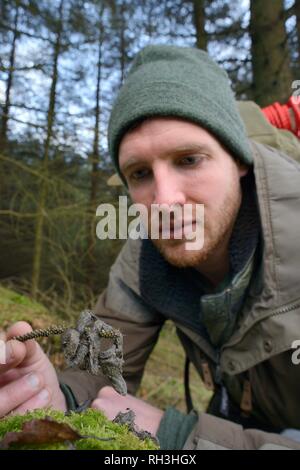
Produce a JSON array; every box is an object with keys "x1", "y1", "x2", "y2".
[
  {"x1": 6, "y1": 321, "x2": 37, "y2": 357},
  {"x1": 0, "y1": 368, "x2": 22, "y2": 387},
  {"x1": 97, "y1": 386, "x2": 118, "y2": 399},
  {"x1": 0, "y1": 339, "x2": 27, "y2": 374},
  {"x1": 91, "y1": 397, "x2": 125, "y2": 420},
  {"x1": 6, "y1": 322, "x2": 39, "y2": 367},
  {"x1": 10, "y1": 388, "x2": 52, "y2": 416},
  {"x1": 91, "y1": 398, "x2": 111, "y2": 418},
  {"x1": 91, "y1": 386, "x2": 123, "y2": 418},
  {"x1": 0, "y1": 372, "x2": 44, "y2": 417},
  {"x1": 6, "y1": 321, "x2": 33, "y2": 339},
  {"x1": 0, "y1": 323, "x2": 34, "y2": 374}
]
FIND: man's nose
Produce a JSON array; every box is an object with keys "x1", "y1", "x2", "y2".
[{"x1": 152, "y1": 169, "x2": 186, "y2": 206}]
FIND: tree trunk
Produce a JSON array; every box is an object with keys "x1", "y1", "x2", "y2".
[
  {"x1": 0, "y1": 5, "x2": 19, "y2": 151},
  {"x1": 119, "y1": 1, "x2": 126, "y2": 84},
  {"x1": 192, "y1": 0, "x2": 207, "y2": 51},
  {"x1": 31, "y1": 1, "x2": 63, "y2": 298},
  {"x1": 250, "y1": 0, "x2": 293, "y2": 106},
  {"x1": 295, "y1": 0, "x2": 300, "y2": 69},
  {"x1": 85, "y1": 19, "x2": 103, "y2": 291}
]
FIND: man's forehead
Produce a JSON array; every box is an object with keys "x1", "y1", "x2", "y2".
[
  {"x1": 124, "y1": 116, "x2": 206, "y2": 137},
  {"x1": 119, "y1": 118, "x2": 216, "y2": 161}
]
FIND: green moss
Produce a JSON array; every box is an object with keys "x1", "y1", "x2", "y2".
[
  {"x1": 0, "y1": 285, "x2": 66, "y2": 363},
  {"x1": 0, "y1": 285, "x2": 60, "y2": 329},
  {"x1": 0, "y1": 408, "x2": 159, "y2": 450}
]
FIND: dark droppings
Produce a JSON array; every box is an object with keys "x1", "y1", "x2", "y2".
[
  {"x1": 113, "y1": 409, "x2": 160, "y2": 445},
  {"x1": 61, "y1": 310, "x2": 127, "y2": 396},
  {"x1": 13, "y1": 309, "x2": 127, "y2": 396}
]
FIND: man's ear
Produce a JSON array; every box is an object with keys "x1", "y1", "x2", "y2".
[{"x1": 237, "y1": 162, "x2": 249, "y2": 177}]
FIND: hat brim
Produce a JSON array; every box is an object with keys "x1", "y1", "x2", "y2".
[{"x1": 107, "y1": 173, "x2": 124, "y2": 187}]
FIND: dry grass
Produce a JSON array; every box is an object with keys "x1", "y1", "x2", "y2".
[{"x1": 137, "y1": 321, "x2": 212, "y2": 413}]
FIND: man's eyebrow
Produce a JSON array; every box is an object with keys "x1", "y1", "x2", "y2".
[
  {"x1": 121, "y1": 157, "x2": 141, "y2": 174},
  {"x1": 167, "y1": 143, "x2": 212, "y2": 155},
  {"x1": 120, "y1": 143, "x2": 212, "y2": 173}
]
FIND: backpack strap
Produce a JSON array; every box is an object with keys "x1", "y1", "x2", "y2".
[{"x1": 184, "y1": 356, "x2": 194, "y2": 413}]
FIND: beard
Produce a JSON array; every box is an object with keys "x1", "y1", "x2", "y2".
[{"x1": 150, "y1": 178, "x2": 242, "y2": 269}]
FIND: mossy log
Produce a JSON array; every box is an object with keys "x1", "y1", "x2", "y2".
[{"x1": 0, "y1": 408, "x2": 159, "y2": 450}]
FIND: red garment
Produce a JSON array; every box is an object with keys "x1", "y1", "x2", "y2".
[{"x1": 262, "y1": 97, "x2": 300, "y2": 138}]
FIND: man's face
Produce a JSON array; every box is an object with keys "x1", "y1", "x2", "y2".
[{"x1": 119, "y1": 117, "x2": 248, "y2": 269}]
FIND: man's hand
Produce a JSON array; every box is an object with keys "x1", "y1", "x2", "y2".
[
  {"x1": 91, "y1": 386, "x2": 164, "y2": 436},
  {"x1": 0, "y1": 321, "x2": 67, "y2": 417}
]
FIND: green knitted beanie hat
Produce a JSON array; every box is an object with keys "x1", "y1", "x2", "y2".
[{"x1": 108, "y1": 44, "x2": 253, "y2": 178}]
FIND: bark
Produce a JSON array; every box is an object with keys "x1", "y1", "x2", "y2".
[
  {"x1": 192, "y1": 0, "x2": 207, "y2": 51},
  {"x1": 0, "y1": 6, "x2": 19, "y2": 150},
  {"x1": 119, "y1": 1, "x2": 126, "y2": 84},
  {"x1": 85, "y1": 17, "x2": 103, "y2": 291},
  {"x1": 250, "y1": 0, "x2": 293, "y2": 106},
  {"x1": 31, "y1": 0, "x2": 63, "y2": 297},
  {"x1": 295, "y1": 0, "x2": 300, "y2": 66}
]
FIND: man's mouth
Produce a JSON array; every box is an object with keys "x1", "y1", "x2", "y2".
[{"x1": 158, "y1": 220, "x2": 196, "y2": 238}]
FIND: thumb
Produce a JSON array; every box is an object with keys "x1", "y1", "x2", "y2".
[{"x1": 6, "y1": 322, "x2": 40, "y2": 365}]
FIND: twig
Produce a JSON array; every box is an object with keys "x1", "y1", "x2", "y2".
[{"x1": 12, "y1": 325, "x2": 67, "y2": 342}]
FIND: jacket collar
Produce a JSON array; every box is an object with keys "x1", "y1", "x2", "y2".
[
  {"x1": 220, "y1": 141, "x2": 300, "y2": 373},
  {"x1": 228, "y1": 140, "x2": 300, "y2": 329},
  {"x1": 139, "y1": 140, "x2": 300, "y2": 370}
]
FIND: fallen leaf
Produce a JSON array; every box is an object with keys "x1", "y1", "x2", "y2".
[{"x1": 0, "y1": 417, "x2": 82, "y2": 449}]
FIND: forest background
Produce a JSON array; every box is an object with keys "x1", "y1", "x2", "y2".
[{"x1": 0, "y1": 0, "x2": 299, "y2": 411}]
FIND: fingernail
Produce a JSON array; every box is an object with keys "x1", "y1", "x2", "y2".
[
  {"x1": 38, "y1": 389, "x2": 50, "y2": 403},
  {"x1": 27, "y1": 373, "x2": 40, "y2": 389},
  {"x1": 0, "y1": 331, "x2": 6, "y2": 342},
  {"x1": 5, "y1": 343, "x2": 14, "y2": 363}
]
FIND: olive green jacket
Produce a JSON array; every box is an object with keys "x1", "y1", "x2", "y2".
[{"x1": 59, "y1": 102, "x2": 300, "y2": 450}]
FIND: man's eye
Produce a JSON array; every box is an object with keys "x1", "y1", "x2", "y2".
[
  {"x1": 178, "y1": 155, "x2": 202, "y2": 166},
  {"x1": 130, "y1": 168, "x2": 150, "y2": 181}
]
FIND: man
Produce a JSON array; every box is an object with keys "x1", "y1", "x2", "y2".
[{"x1": 2, "y1": 45, "x2": 300, "y2": 450}]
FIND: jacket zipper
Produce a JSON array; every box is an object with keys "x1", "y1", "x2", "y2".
[
  {"x1": 215, "y1": 350, "x2": 230, "y2": 417},
  {"x1": 216, "y1": 300, "x2": 300, "y2": 417},
  {"x1": 223, "y1": 298, "x2": 300, "y2": 351}
]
